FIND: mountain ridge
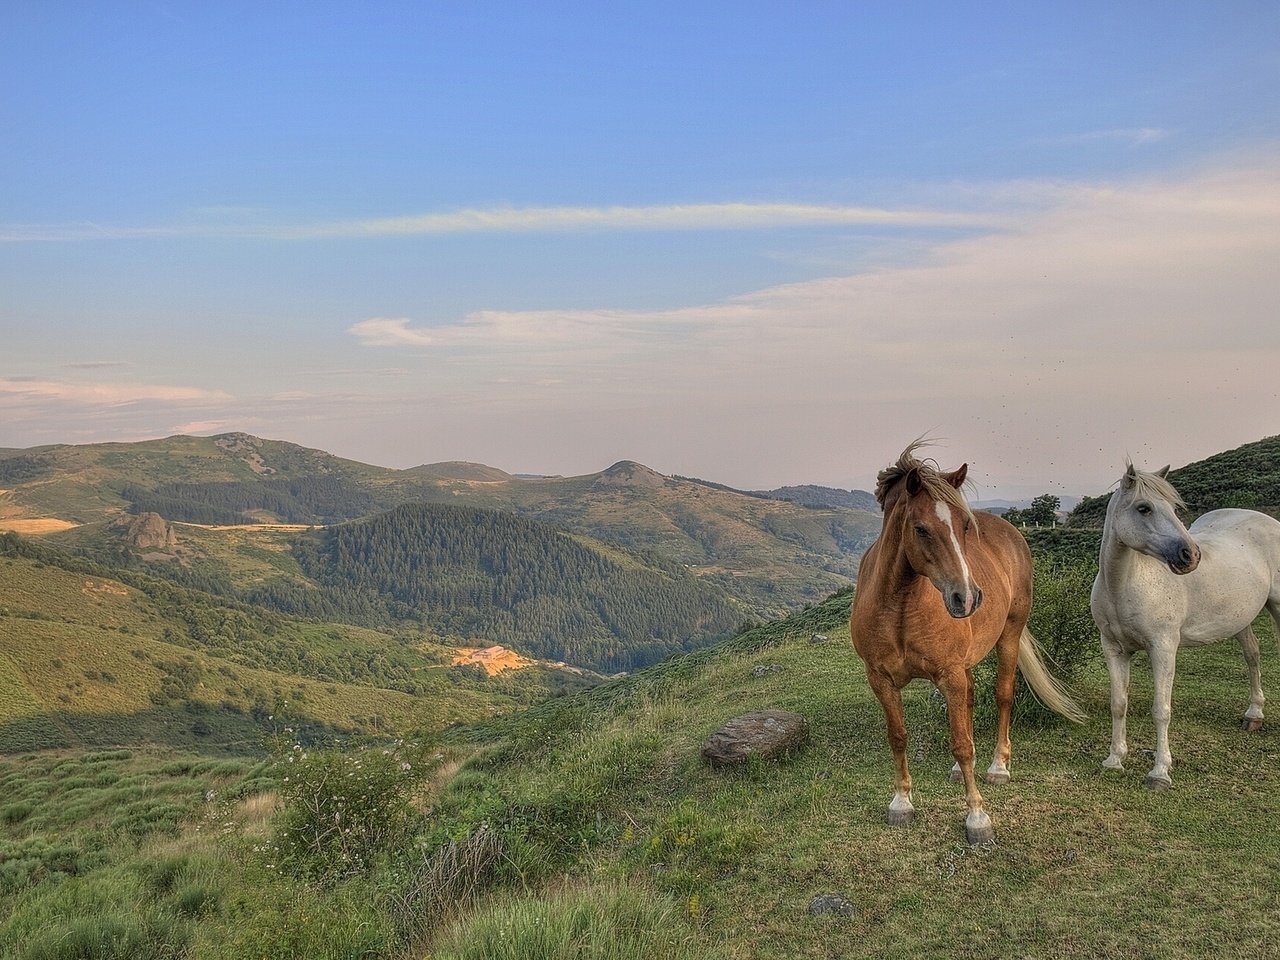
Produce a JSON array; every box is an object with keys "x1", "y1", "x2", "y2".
[{"x1": 1, "y1": 433, "x2": 882, "y2": 618}]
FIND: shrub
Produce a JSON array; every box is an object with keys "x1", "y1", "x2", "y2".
[
  {"x1": 270, "y1": 745, "x2": 425, "y2": 880},
  {"x1": 967, "y1": 554, "x2": 1099, "y2": 728}
]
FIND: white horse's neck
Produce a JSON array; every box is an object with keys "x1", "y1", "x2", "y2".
[{"x1": 1097, "y1": 511, "x2": 1165, "y2": 596}]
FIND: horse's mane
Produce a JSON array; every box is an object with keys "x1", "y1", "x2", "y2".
[
  {"x1": 1124, "y1": 461, "x2": 1186, "y2": 510},
  {"x1": 875, "y1": 440, "x2": 974, "y2": 522}
]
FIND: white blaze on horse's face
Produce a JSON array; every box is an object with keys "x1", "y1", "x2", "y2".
[
  {"x1": 1111, "y1": 466, "x2": 1201, "y2": 575},
  {"x1": 902, "y1": 478, "x2": 983, "y2": 619}
]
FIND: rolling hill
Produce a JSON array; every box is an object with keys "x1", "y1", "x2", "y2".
[
  {"x1": 0, "y1": 534, "x2": 597, "y2": 755},
  {"x1": 0, "y1": 432, "x2": 882, "y2": 621}
]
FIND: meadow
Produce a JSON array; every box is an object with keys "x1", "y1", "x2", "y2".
[{"x1": 2, "y1": 586, "x2": 1276, "y2": 959}]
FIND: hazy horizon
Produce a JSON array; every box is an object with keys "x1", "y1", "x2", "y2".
[{"x1": 4, "y1": 4, "x2": 1278, "y2": 500}]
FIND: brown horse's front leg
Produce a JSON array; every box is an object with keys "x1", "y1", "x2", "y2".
[
  {"x1": 938, "y1": 668, "x2": 993, "y2": 844},
  {"x1": 867, "y1": 671, "x2": 913, "y2": 825}
]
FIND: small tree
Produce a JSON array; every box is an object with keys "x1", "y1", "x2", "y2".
[{"x1": 1005, "y1": 494, "x2": 1061, "y2": 527}]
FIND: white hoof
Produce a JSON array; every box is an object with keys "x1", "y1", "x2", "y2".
[
  {"x1": 1102, "y1": 755, "x2": 1126, "y2": 772},
  {"x1": 965, "y1": 808, "x2": 994, "y2": 845},
  {"x1": 985, "y1": 763, "x2": 1010, "y2": 785},
  {"x1": 887, "y1": 792, "x2": 914, "y2": 826}
]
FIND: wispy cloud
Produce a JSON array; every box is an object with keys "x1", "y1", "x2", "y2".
[
  {"x1": 349, "y1": 318, "x2": 437, "y2": 347},
  {"x1": 1049, "y1": 127, "x2": 1171, "y2": 146},
  {"x1": 62, "y1": 359, "x2": 133, "y2": 369},
  {"x1": 2, "y1": 201, "x2": 1013, "y2": 243},
  {"x1": 337, "y1": 160, "x2": 1280, "y2": 491},
  {"x1": 291, "y1": 202, "x2": 1012, "y2": 240},
  {"x1": 0, "y1": 378, "x2": 230, "y2": 405}
]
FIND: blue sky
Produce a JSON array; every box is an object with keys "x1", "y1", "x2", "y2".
[{"x1": 3, "y1": 2, "x2": 1279, "y2": 497}]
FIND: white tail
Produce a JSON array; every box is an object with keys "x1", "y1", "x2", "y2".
[{"x1": 1017, "y1": 628, "x2": 1086, "y2": 724}]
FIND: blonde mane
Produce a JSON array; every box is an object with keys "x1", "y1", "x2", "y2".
[
  {"x1": 875, "y1": 440, "x2": 975, "y2": 523},
  {"x1": 1123, "y1": 461, "x2": 1187, "y2": 511}
]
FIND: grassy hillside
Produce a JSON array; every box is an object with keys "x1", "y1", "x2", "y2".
[
  {"x1": 1067, "y1": 434, "x2": 1280, "y2": 527},
  {"x1": 0, "y1": 543, "x2": 595, "y2": 755},
  {"x1": 3, "y1": 587, "x2": 1276, "y2": 959},
  {"x1": 423, "y1": 589, "x2": 1280, "y2": 959},
  {"x1": 0, "y1": 433, "x2": 395, "y2": 524}
]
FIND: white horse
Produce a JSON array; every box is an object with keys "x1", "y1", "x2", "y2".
[{"x1": 1091, "y1": 463, "x2": 1280, "y2": 789}]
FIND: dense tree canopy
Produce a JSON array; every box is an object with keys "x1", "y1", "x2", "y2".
[{"x1": 291, "y1": 503, "x2": 742, "y2": 673}]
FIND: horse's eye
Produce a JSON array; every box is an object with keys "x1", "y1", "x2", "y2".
[
  {"x1": 1136, "y1": 503, "x2": 1151, "y2": 516},
  {"x1": 914, "y1": 524, "x2": 930, "y2": 539}
]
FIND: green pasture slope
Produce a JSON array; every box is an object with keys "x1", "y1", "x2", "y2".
[{"x1": 3, "y1": 588, "x2": 1277, "y2": 959}]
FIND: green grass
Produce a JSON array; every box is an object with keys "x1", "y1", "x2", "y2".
[
  {"x1": 0, "y1": 553, "x2": 566, "y2": 754},
  {"x1": 428, "y1": 881, "x2": 724, "y2": 960},
  {"x1": 2, "y1": 588, "x2": 1277, "y2": 959},
  {"x1": 424, "y1": 597, "x2": 1280, "y2": 960}
]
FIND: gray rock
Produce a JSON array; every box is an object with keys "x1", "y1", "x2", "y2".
[
  {"x1": 751, "y1": 663, "x2": 784, "y2": 678},
  {"x1": 810, "y1": 633, "x2": 829, "y2": 644},
  {"x1": 808, "y1": 893, "x2": 856, "y2": 917},
  {"x1": 112, "y1": 512, "x2": 177, "y2": 550},
  {"x1": 701, "y1": 709, "x2": 809, "y2": 767}
]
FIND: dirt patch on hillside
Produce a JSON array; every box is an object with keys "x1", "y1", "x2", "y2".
[
  {"x1": 452, "y1": 645, "x2": 536, "y2": 676},
  {"x1": 0, "y1": 518, "x2": 79, "y2": 534}
]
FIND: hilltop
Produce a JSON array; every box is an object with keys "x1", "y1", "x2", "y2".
[
  {"x1": 3, "y1": 431, "x2": 1280, "y2": 958},
  {"x1": 1065, "y1": 434, "x2": 1280, "y2": 529}
]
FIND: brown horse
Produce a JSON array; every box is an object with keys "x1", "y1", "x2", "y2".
[{"x1": 850, "y1": 443, "x2": 1084, "y2": 843}]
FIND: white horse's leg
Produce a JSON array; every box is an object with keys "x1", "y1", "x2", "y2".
[
  {"x1": 1145, "y1": 641, "x2": 1178, "y2": 790},
  {"x1": 1100, "y1": 633, "x2": 1132, "y2": 771},
  {"x1": 1237, "y1": 626, "x2": 1266, "y2": 732}
]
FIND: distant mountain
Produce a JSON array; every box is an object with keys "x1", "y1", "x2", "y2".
[
  {"x1": 404, "y1": 461, "x2": 516, "y2": 483},
  {"x1": 0, "y1": 434, "x2": 882, "y2": 619},
  {"x1": 755, "y1": 484, "x2": 879, "y2": 512}
]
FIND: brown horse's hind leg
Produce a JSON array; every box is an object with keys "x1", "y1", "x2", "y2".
[
  {"x1": 867, "y1": 671, "x2": 914, "y2": 825},
  {"x1": 987, "y1": 623, "x2": 1021, "y2": 784},
  {"x1": 938, "y1": 668, "x2": 993, "y2": 844}
]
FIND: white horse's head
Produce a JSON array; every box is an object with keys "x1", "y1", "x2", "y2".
[{"x1": 1107, "y1": 463, "x2": 1201, "y2": 574}]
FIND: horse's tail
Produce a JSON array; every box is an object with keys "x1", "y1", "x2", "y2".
[{"x1": 1017, "y1": 628, "x2": 1087, "y2": 724}]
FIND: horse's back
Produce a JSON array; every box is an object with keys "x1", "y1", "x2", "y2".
[
  {"x1": 1180, "y1": 509, "x2": 1280, "y2": 640},
  {"x1": 1191, "y1": 507, "x2": 1280, "y2": 542},
  {"x1": 1190, "y1": 509, "x2": 1280, "y2": 577}
]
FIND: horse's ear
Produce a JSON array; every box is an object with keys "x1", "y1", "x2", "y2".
[
  {"x1": 1156, "y1": 465, "x2": 1171, "y2": 479},
  {"x1": 905, "y1": 468, "x2": 923, "y2": 496},
  {"x1": 1123, "y1": 462, "x2": 1137, "y2": 488},
  {"x1": 947, "y1": 463, "x2": 968, "y2": 489}
]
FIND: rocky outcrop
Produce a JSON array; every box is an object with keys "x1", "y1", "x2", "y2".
[
  {"x1": 701, "y1": 709, "x2": 809, "y2": 767},
  {"x1": 114, "y1": 512, "x2": 177, "y2": 550}
]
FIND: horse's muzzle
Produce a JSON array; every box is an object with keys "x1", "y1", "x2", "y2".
[
  {"x1": 945, "y1": 585, "x2": 983, "y2": 618},
  {"x1": 1166, "y1": 540, "x2": 1201, "y2": 575}
]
